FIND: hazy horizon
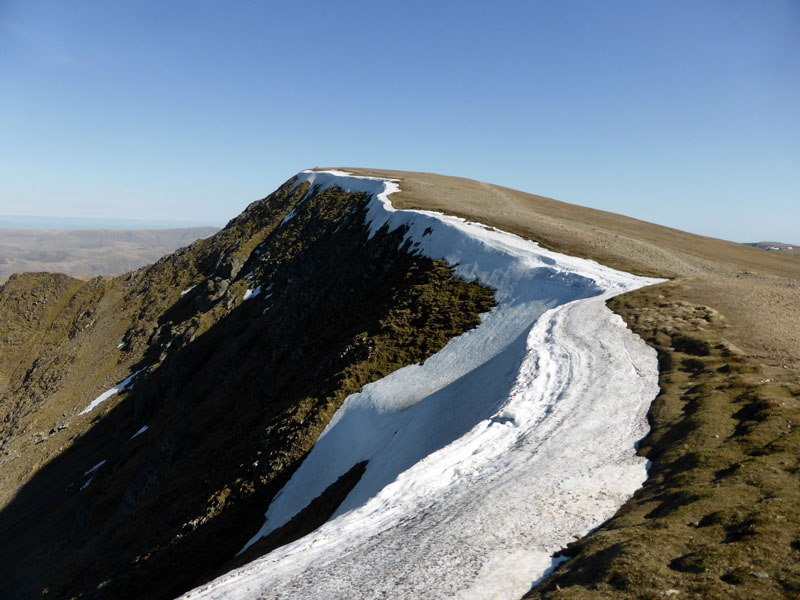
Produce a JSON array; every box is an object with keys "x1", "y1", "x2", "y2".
[{"x1": 0, "y1": 214, "x2": 222, "y2": 231}]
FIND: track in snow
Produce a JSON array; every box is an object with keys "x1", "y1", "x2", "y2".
[{"x1": 181, "y1": 171, "x2": 663, "y2": 600}]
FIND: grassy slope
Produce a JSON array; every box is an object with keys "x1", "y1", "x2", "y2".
[{"x1": 336, "y1": 168, "x2": 800, "y2": 598}]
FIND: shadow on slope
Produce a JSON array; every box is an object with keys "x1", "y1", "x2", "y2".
[
  {"x1": 229, "y1": 326, "x2": 531, "y2": 571},
  {"x1": 0, "y1": 186, "x2": 496, "y2": 600}
]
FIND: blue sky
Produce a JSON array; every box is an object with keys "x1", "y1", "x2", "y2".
[{"x1": 1, "y1": 1, "x2": 798, "y2": 242}]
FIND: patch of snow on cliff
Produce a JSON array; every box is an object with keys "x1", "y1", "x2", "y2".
[
  {"x1": 243, "y1": 285, "x2": 262, "y2": 301},
  {"x1": 79, "y1": 459, "x2": 107, "y2": 491},
  {"x1": 183, "y1": 170, "x2": 664, "y2": 600},
  {"x1": 83, "y1": 459, "x2": 106, "y2": 477},
  {"x1": 129, "y1": 425, "x2": 149, "y2": 440},
  {"x1": 79, "y1": 368, "x2": 146, "y2": 415}
]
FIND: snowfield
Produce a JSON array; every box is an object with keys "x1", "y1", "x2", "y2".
[{"x1": 181, "y1": 171, "x2": 664, "y2": 599}]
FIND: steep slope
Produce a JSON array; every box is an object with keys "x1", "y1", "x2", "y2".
[{"x1": 0, "y1": 176, "x2": 495, "y2": 599}]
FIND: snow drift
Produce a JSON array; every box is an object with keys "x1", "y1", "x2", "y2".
[{"x1": 182, "y1": 170, "x2": 663, "y2": 599}]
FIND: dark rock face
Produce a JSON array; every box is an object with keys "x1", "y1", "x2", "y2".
[{"x1": 0, "y1": 177, "x2": 495, "y2": 599}]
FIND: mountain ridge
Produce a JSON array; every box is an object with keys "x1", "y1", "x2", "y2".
[{"x1": 0, "y1": 169, "x2": 798, "y2": 598}]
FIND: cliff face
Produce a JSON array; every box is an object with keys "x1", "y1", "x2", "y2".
[{"x1": 0, "y1": 176, "x2": 494, "y2": 599}]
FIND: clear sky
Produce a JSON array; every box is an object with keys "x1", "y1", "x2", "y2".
[{"x1": 1, "y1": 1, "x2": 798, "y2": 242}]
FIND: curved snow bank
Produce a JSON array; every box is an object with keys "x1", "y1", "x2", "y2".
[{"x1": 182, "y1": 171, "x2": 664, "y2": 600}]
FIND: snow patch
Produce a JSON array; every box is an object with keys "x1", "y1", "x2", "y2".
[
  {"x1": 79, "y1": 460, "x2": 106, "y2": 492},
  {"x1": 184, "y1": 170, "x2": 664, "y2": 600},
  {"x1": 243, "y1": 286, "x2": 262, "y2": 301},
  {"x1": 79, "y1": 368, "x2": 146, "y2": 415},
  {"x1": 280, "y1": 208, "x2": 297, "y2": 226},
  {"x1": 129, "y1": 425, "x2": 149, "y2": 440},
  {"x1": 83, "y1": 460, "x2": 106, "y2": 477}
]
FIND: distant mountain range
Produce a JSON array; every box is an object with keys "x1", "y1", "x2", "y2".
[
  {"x1": 0, "y1": 214, "x2": 220, "y2": 230},
  {"x1": 0, "y1": 227, "x2": 219, "y2": 278}
]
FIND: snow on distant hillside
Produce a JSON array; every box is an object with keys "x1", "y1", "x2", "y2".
[
  {"x1": 745, "y1": 241, "x2": 799, "y2": 255},
  {"x1": 182, "y1": 171, "x2": 664, "y2": 600}
]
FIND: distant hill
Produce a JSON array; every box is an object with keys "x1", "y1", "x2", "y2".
[
  {"x1": 0, "y1": 227, "x2": 219, "y2": 278},
  {"x1": 0, "y1": 214, "x2": 218, "y2": 230},
  {"x1": 745, "y1": 241, "x2": 800, "y2": 256}
]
